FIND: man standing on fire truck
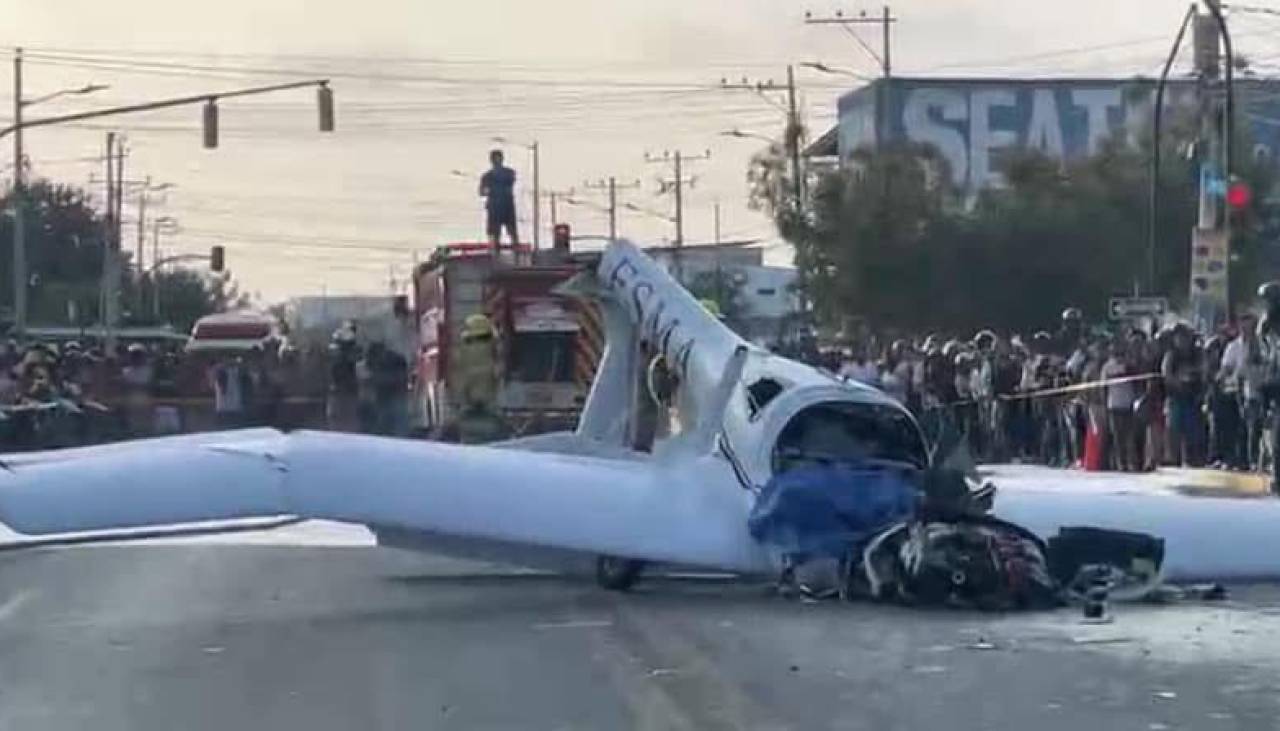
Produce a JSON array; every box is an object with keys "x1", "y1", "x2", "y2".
[{"x1": 479, "y1": 149, "x2": 519, "y2": 251}]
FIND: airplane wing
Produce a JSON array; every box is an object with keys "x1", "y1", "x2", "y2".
[
  {"x1": 8, "y1": 426, "x2": 1280, "y2": 583},
  {"x1": 989, "y1": 464, "x2": 1280, "y2": 581},
  {"x1": 0, "y1": 429, "x2": 773, "y2": 574}
]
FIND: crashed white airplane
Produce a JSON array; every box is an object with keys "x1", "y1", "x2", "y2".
[{"x1": 1, "y1": 240, "x2": 1279, "y2": 589}]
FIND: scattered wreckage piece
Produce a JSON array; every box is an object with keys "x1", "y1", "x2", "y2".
[{"x1": 749, "y1": 445, "x2": 1166, "y2": 612}]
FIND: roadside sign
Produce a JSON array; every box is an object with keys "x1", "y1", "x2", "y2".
[{"x1": 1109, "y1": 296, "x2": 1168, "y2": 320}]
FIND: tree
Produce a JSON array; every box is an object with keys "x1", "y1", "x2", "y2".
[
  {"x1": 0, "y1": 180, "x2": 108, "y2": 325},
  {"x1": 0, "y1": 177, "x2": 251, "y2": 331},
  {"x1": 751, "y1": 140, "x2": 958, "y2": 332},
  {"x1": 751, "y1": 108, "x2": 1275, "y2": 334},
  {"x1": 150, "y1": 269, "x2": 250, "y2": 333}
]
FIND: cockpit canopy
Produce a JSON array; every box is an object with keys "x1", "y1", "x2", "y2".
[{"x1": 771, "y1": 400, "x2": 928, "y2": 474}]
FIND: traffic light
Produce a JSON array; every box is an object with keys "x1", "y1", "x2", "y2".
[
  {"x1": 317, "y1": 84, "x2": 335, "y2": 132},
  {"x1": 202, "y1": 98, "x2": 219, "y2": 149},
  {"x1": 1227, "y1": 178, "x2": 1253, "y2": 211},
  {"x1": 210, "y1": 245, "x2": 225, "y2": 272},
  {"x1": 553, "y1": 223, "x2": 571, "y2": 251}
]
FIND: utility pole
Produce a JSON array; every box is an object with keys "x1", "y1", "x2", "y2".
[
  {"x1": 101, "y1": 132, "x2": 114, "y2": 343},
  {"x1": 721, "y1": 69, "x2": 804, "y2": 210},
  {"x1": 645, "y1": 149, "x2": 710, "y2": 284},
  {"x1": 547, "y1": 187, "x2": 574, "y2": 228},
  {"x1": 102, "y1": 133, "x2": 125, "y2": 349},
  {"x1": 714, "y1": 199, "x2": 722, "y2": 244},
  {"x1": 608, "y1": 177, "x2": 617, "y2": 241},
  {"x1": 804, "y1": 6, "x2": 897, "y2": 144},
  {"x1": 786, "y1": 65, "x2": 803, "y2": 207},
  {"x1": 151, "y1": 220, "x2": 161, "y2": 320},
  {"x1": 882, "y1": 5, "x2": 892, "y2": 79},
  {"x1": 12, "y1": 48, "x2": 24, "y2": 338},
  {"x1": 135, "y1": 175, "x2": 149, "y2": 314},
  {"x1": 583, "y1": 177, "x2": 642, "y2": 242},
  {"x1": 1190, "y1": 2, "x2": 1232, "y2": 329}
]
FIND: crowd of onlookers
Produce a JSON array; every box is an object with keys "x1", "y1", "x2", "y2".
[
  {"x1": 7, "y1": 306, "x2": 1273, "y2": 476},
  {"x1": 785, "y1": 308, "x2": 1273, "y2": 473},
  {"x1": 0, "y1": 325, "x2": 412, "y2": 450}
]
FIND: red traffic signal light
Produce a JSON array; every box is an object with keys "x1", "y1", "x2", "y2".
[
  {"x1": 553, "y1": 223, "x2": 571, "y2": 251},
  {"x1": 210, "y1": 245, "x2": 225, "y2": 272},
  {"x1": 1227, "y1": 179, "x2": 1253, "y2": 210}
]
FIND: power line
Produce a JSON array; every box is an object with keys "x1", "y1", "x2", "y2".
[
  {"x1": 905, "y1": 29, "x2": 1253, "y2": 74},
  {"x1": 175, "y1": 225, "x2": 419, "y2": 251},
  {"x1": 839, "y1": 24, "x2": 884, "y2": 68},
  {"x1": 22, "y1": 51, "x2": 724, "y2": 91},
  {"x1": 7, "y1": 43, "x2": 829, "y2": 72}
]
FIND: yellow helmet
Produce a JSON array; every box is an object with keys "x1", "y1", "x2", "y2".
[
  {"x1": 462, "y1": 313, "x2": 493, "y2": 339},
  {"x1": 698, "y1": 298, "x2": 724, "y2": 320}
]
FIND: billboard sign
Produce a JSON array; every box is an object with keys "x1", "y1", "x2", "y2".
[{"x1": 837, "y1": 77, "x2": 1280, "y2": 194}]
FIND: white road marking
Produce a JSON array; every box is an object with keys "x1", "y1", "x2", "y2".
[
  {"x1": 0, "y1": 590, "x2": 34, "y2": 622},
  {"x1": 531, "y1": 619, "x2": 614, "y2": 630}
]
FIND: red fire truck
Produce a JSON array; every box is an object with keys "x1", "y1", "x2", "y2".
[{"x1": 412, "y1": 243, "x2": 602, "y2": 437}]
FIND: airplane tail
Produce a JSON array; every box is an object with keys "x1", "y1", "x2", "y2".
[{"x1": 573, "y1": 240, "x2": 752, "y2": 449}]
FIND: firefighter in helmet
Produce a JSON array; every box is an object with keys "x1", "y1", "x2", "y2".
[{"x1": 452, "y1": 313, "x2": 507, "y2": 443}]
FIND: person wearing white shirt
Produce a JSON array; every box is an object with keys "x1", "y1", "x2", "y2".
[
  {"x1": 840, "y1": 351, "x2": 879, "y2": 386},
  {"x1": 1220, "y1": 313, "x2": 1264, "y2": 468},
  {"x1": 1101, "y1": 342, "x2": 1137, "y2": 471}
]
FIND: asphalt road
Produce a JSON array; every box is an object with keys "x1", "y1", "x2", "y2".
[{"x1": 4, "y1": 529, "x2": 1280, "y2": 730}]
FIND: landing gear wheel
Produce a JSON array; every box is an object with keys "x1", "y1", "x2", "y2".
[{"x1": 595, "y1": 555, "x2": 645, "y2": 591}]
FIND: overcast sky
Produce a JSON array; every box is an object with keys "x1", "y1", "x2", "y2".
[{"x1": 2, "y1": 0, "x2": 1278, "y2": 303}]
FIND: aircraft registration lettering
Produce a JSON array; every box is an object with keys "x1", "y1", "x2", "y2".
[{"x1": 607, "y1": 256, "x2": 696, "y2": 377}]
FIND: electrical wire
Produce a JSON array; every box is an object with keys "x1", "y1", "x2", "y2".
[
  {"x1": 840, "y1": 24, "x2": 884, "y2": 69},
  {"x1": 906, "y1": 27, "x2": 1275, "y2": 75},
  {"x1": 9, "y1": 43, "x2": 824, "y2": 73},
  {"x1": 22, "y1": 51, "x2": 725, "y2": 91}
]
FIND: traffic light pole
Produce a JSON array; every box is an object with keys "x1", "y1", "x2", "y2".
[
  {"x1": 147, "y1": 252, "x2": 217, "y2": 324},
  {"x1": 0, "y1": 78, "x2": 330, "y2": 140},
  {"x1": 4, "y1": 73, "x2": 330, "y2": 336}
]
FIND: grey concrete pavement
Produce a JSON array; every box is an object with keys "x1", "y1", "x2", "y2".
[{"x1": 4, "y1": 539, "x2": 1280, "y2": 730}]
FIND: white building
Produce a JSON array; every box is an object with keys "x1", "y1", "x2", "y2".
[
  {"x1": 645, "y1": 242, "x2": 799, "y2": 342},
  {"x1": 283, "y1": 295, "x2": 414, "y2": 355}
]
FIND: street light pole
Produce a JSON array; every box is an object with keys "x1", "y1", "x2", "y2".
[
  {"x1": 12, "y1": 47, "x2": 25, "y2": 339},
  {"x1": 532, "y1": 141, "x2": 540, "y2": 250},
  {"x1": 1151, "y1": 4, "x2": 1197, "y2": 295}
]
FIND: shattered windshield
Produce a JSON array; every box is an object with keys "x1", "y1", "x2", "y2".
[{"x1": 773, "y1": 401, "x2": 927, "y2": 473}]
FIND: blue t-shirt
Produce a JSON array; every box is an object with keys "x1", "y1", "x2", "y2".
[{"x1": 481, "y1": 166, "x2": 516, "y2": 213}]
